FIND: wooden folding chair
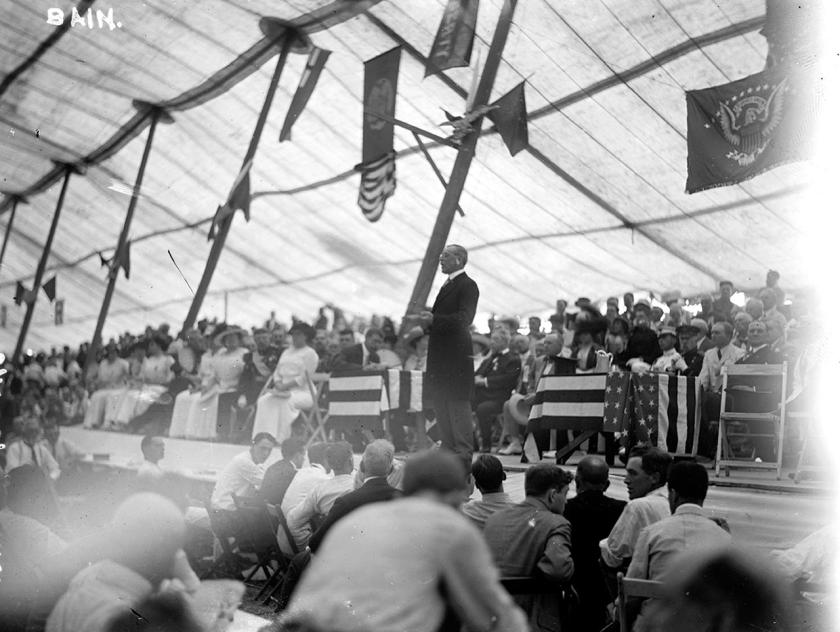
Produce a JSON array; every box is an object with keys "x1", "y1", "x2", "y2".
[
  {"x1": 201, "y1": 499, "x2": 244, "y2": 580},
  {"x1": 715, "y1": 362, "x2": 788, "y2": 480},
  {"x1": 303, "y1": 371, "x2": 330, "y2": 448},
  {"x1": 260, "y1": 506, "x2": 301, "y2": 607},
  {"x1": 616, "y1": 572, "x2": 666, "y2": 632}
]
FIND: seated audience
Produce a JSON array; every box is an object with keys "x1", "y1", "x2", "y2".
[
  {"x1": 600, "y1": 447, "x2": 672, "y2": 570},
  {"x1": 181, "y1": 335, "x2": 221, "y2": 440},
  {"x1": 280, "y1": 441, "x2": 331, "y2": 517},
  {"x1": 650, "y1": 327, "x2": 687, "y2": 374},
  {"x1": 286, "y1": 441, "x2": 356, "y2": 551},
  {"x1": 167, "y1": 331, "x2": 207, "y2": 439},
  {"x1": 252, "y1": 323, "x2": 319, "y2": 443},
  {"x1": 276, "y1": 450, "x2": 529, "y2": 632},
  {"x1": 473, "y1": 326, "x2": 521, "y2": 453},
  {"x1": 731, "y1": 311, "x2": 753, "y2": 349},
  {"x1": 483, "y1": 463, "x2": 575, "y2": 632},
  {"x1": 736, "y1": 320, "x2": 782, "y2": 365},
  {"x1": 564, "y1": 456, "x2": 626, "y2": 632},
  {"x1": 462, "y1": 454, "x2": 514, "y2": 529},
  {"x1": 6, "y1": 418, "x2": 61, "y2": 482},
  {"x1": 83, "y1": 342, "x2": 129, "y2": 429},
  {"x1": 258, "y1": 436, "x2": 306, "y2": 507},
  {"x1": 308, "y1": 439, "x2": 401, "y2": 553},
  {"x1": 626, "y1": 461, "x2": 731, "y2": 630}
]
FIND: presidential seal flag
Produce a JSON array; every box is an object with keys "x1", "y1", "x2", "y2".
[
  {"x1": 355, "y1": 152, "x2": 396, "y2": 223},
  {"x1": 685, "y1": 68, "x2": 817, "y2": 193}
]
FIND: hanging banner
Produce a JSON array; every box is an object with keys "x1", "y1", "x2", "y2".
[
  {"x1": 279, "y1": 47, "x2": 332, "y2": 142},
  {"x1": 425, "y1": 0, "x2": 480, "y2": 77},
  {"x1": 208, "y1": 160, "x2": 252, "y2": 240},
  {"x1": 42, "y1": 275, "x2": 57, "y2": 302},
  {"x1": 685, "y1": 68, "x2": 817, "y2": 194},
  {"x1": 355, "y1": 152, "x2": 396, "y2": 222},
  {"x1": 488, "y1": 81, "x2": 529, "y2": 156},
  {"x1": 55, "y1": 299, "x2": 64, "y2": 326},
  {"x1": 362, "y1": 47, "x2": 401, "y2": 164}
]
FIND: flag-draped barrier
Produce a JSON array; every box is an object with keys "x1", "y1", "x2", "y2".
[{"x1": 327, "y1": 369, "x2": 425, "y2": 435}]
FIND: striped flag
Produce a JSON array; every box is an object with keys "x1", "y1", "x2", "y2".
[
  {"x1": 355, "y1": 152, "x2": 396, "y2": 222},
  {"x1": 328, "y1": 370, "x2": 388, "y2": 434},
  {"x1": 631, "y1": 373, "x2": 700, "y2": 455},
  {"x1": 383, "y1": 369, "x2": 423, "y2": 412}
]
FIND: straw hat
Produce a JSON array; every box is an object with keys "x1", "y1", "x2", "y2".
[{"x1": 507, "y1": 393, "x2": 531, "y2": 426}]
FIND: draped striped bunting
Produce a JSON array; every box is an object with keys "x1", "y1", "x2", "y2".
[
  {"x1": 383, "y1": 369, "x2": 424, "y2": 412},
  {"x1": 328, "y1": 370, "x2": 388, "y2": 432},
  {"x1": 354, "y1": 152, "x2": 396, "y2": 222}
]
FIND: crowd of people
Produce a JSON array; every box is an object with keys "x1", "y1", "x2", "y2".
[{"x1": 0, "y1": 429, "x2": 829, "y2": 632}]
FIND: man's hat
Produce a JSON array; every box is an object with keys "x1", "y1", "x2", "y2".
[
  {"x1": 574, "y1": 297, "x2": 592, "y2": 308},
  {"x1": 506, "y1": 393, "x2": 531, "y2": 426},
  {"x1": 658, "y1": 326, "x2": 677, "y2": 338},
  {"x1": 676, "y1": 324, "x2": 700, "y2": 337}
]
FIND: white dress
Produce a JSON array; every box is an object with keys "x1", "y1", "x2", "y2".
[
  {"x1": 252, "y1": 345, "x2": 319, "y2": 442},
  {"x1": 83, "y1": 358, "x2": 130, "y2": 428},
  {"x1": 183, "y1": 352, "x2": 219, "y2": 440},
  {"x1": 113, "y1": 355, "x2": 174, "y2": 426}
]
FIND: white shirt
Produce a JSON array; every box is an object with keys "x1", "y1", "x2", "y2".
[
  {"x1": 448, "y1": 268, "x2": 465, "y2": 281},
  {"x1": 287, "y1": 473, "x2": 356, "y2": 548},
  {"x1": 599, "y1": 486, "x2": 670, "y2": 568},
  {"x1": 698, "y1": 344, "x2": 746, "y2": 392},
  {"x1": 137, "y1": 460, "x2": 164, "y2": 482},
  {"x1": 280, "y1": 464, "x2": 330, "y2": 516},
  {"x1": 210, "y1": 451, "x2": 266, "y2": 512},
  {"x1": 651, "y1": 348, "x2": 688, "y2": 373}
]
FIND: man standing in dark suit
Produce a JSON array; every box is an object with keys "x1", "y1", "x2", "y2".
[
  {"x1": 473, "y1": 326, "x2": 521, "y2": 452},
  {"x1": 564, "y1": 456, "x2": 626, "y2": 632},
  {"x1": 307, "y1": 439, "x2": 400, "y2": 553},
  {"x1": 417, "y1": 244, "x2": 479, "y2": 473}
]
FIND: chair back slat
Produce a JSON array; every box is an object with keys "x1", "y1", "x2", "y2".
[{"x1": 617, "y1": 572, "x2": 666, "y2": 632}]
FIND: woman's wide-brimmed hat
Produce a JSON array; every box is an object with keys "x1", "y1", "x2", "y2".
[
  {"x1": 214, "y1": 325, "x2": 247, "y2": 346},
  {"x1": 289, "y1": 322, "x2": 316, "y2": 341}
]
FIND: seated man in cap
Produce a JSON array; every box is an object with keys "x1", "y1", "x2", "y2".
[
  {"x1": 650, "y1": 327, "x2": 688, "y2": 374},
  {"x1": 677, "y1": 324, "x2": 704, "y2": 377}
]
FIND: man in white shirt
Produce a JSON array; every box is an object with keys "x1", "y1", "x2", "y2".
[
  {"x1": 137, "y1": 435, "x2": 166, "y2": 482},
  {"x1": 209, "y1": 432, "x2": 275, "y2": 541},
  {"x1": 626, "y1": 461, "x2": 731, "y2": 630},
  {"x1": 600, "y1": 447, "x2": 672, "y2": 570},
  {"x1": 280, "y1": 442, "x2": 331, "y2": 517},
  {"x1": 698, "y1": 321, "x2": 745, "y2": 456},
  {"x1": 286, "y1": 441, "x2": 356, "y2": 551}
]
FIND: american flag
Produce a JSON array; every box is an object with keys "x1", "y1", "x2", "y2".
[
  {"x1": 605, "y1": 372, "x2": 700, "y2": 455},
  {"x1": 328, "y1": 370, "x2": 388, "y2": 434},
  {"x1": 383, "y1": 369, "x2": 424, "y2": 412}
]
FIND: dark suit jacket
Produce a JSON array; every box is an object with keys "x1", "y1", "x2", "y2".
[
  {"x1": 308, "y1": 477, "x2": 400, "y2": 553},
  {"x1": 697, "y1": 336, "x2": 715, "y2": 354},
  {"x1": 564, "y1": 490, "x2": 626, "y2": 615},
  {"x1": 681, "y1": 348, "x2": 704, "y2": 377},
  {"x1": 258, "y1": 459, "x2": 297, "y2": 506},
  {"x1": 474, "y1": 350, "x2": 521, "y2": 401},
  {"x1": 333, "y1": 343, "x2": 379, "y2": 371},
  {"x1": 427, "y1": 272, "x2": 479, "y2": 401}
]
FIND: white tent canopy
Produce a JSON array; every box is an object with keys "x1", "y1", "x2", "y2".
[{"x1": 0, "y1": 0, "x2": 812, "y2": 351}]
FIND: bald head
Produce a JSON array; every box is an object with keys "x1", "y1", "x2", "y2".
[{"x1": 575, "y1": 455, "x2": 610, "y2": 493}]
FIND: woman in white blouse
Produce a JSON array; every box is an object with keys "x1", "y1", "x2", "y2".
[
  {"x1": 252, "y1": 322, "x2": 318, "y2": 443},
  {"x1": 113, "y1": 337, "x2": 174, "y2": 427},
  {"x1": 83, "y1": 342, "x2": 130, "y2": 428}
]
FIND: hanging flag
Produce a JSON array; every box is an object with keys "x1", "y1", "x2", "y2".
[
  {"x1": 208, "y1": 160, "x2": 253, "y2": 240},
  {"x1": 279, "y1": 47, "x2": 332, "y2": 142},
  {"x1": 488, "y1": 82, "x2": 529, "y2": 156},
  {"x1": 42, "y1": 276, "x2": 56, "y2": 302},
  {"x1": 362, "y1": 47, "x2": 401, "y2": 164},
  {"x1": 355, "y1": 152, "x2": 396, "y2": 222},
  {"x1": 54, "y1": 299, "x2": 64, "y2": 326},
  {"x1": 629, "y1": 373, "x2": 700, "y2": 455},
  {"x1": 425, "y1": 0, "x2": 480, "y2": 77},
  {"x1": 686, "y1": 68, "x2": 817, "y2": 194},
  {"x1": 14, "y1": 281, "x2": 25, "y2": 306}
]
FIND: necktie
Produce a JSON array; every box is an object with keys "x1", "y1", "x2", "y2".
[
  {"x1": 29, "y1": 443, "x2": 38, "y2": 466},
  {"x1": 717, "y1": 348, "x2": 723, "y2": 361}
]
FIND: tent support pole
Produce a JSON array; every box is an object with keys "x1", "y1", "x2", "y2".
[
  {"x1": 12, "y1": 164, "x2": 81, "y2": 366},
  {"x1": 0, "y1": 195, "x2": 25, "y2": 275},
  {"x1": 182, "y1": 28, "x2": 300, "y2": 333},
  {"x1": 403, "y1": 0, "x2": 518, "y2": 318},
  {"x1": 85, "y1": 106, "x2": 172, "y2": 376}
]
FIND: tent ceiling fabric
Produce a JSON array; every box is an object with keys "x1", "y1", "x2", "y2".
[{"x1": 0, "y1": 0, "x2": 811, "y2": 350}]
